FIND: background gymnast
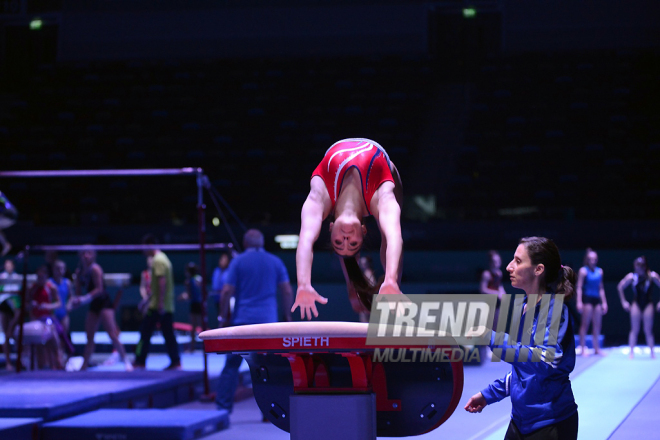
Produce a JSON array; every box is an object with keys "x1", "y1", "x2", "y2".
[
  {"x1": 576, "y1": 248, "x2": 608, "y2": 356},
  {"x1": 72, "y1": 247, "x2": 132, "y2": 371},
  {"x1": 291, "y1": 138, "x2": 404, "y2": 320},
  {"x1": 617, "y1": 256, "x2": 660, "y2": 359},
  {"x1": 480, "y1": 250, "x2": 507, "y2": 328}
]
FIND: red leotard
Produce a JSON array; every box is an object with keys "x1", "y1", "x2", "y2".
[
  {"x1": 32, "y1": 283, "x2": 52, "y2": 319},
  {"x1": 311, "y1": 138, "x2": 394, "y2": 215}
]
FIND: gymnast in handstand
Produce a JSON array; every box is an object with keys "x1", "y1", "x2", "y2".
[{"x1": 292, "y1": 138, "x2": 403, "y2": 320}]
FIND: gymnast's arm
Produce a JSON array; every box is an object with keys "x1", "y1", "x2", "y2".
[
  {"x1": 575, "y1": 267, "x2": 586, "y2": 312},
  {"x1": 139, "y1": 270, "x2": 150, "y2": 300},
  {"x1": 649, "y1": 271, "x2": 660, "y2": 312},
  {"x1": 617, "y1": 273, "x2": 633, "y2": 312},
  {"x1": 74, "y1": 268, "x2": 84, "y2": 295},
  {"x1": 374, "y1": 183, "x2": 403, "y2": 294},
  {"x1": 42, "y1": 281, "x2": 62, "y2": 311},
  {"x1": 599, "y1": 269, "x2": 608, "y2": 314},
  {"x1": 292, "y1": 183, "x2": 329, "y2": 319},
  {"x1": 71, "y1": 265, "x2": 104, "y2": 307}
]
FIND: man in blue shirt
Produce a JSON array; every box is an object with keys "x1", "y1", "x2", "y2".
[{"x1": 215, "y1": 229, "x2": 293, "y2": 413}]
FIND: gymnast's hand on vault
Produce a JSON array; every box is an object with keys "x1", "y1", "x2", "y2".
[
  {"x1": 378, "y1": 280, "x2": 402, "y2": 296},
  {"x1": 291, "y1": 285, "x2": 328, "y2": 320}
]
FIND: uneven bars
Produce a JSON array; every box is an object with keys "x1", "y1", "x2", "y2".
[
  {"x1": 28, "y1": 243, "x2": 232, "y2": 252},
  {"x1": 0, "y1": 168, "x2": 202, "y2": 178}
]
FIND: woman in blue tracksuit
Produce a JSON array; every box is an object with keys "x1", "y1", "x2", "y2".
[{"x1": 465, "y1": 236, "x2": 579, "y2": 440}]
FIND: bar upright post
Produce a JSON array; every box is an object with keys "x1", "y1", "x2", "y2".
[{"x1": 197, "y1": 171, "x2": 211, "y2": 397}]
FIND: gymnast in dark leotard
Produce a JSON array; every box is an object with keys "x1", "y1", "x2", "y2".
[
  {"x1": 617, "y1": 256, "x2": 660, "y2": 359},
  {"x1": 71, "y1": 247, "x2": 133, "y2": 370}
]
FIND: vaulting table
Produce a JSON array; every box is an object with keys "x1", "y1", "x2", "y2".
[{"x1": 201, "y1": 321, "x2": 463, "y2": 440}]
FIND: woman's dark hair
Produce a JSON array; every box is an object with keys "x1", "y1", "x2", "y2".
[
  {"x1": 186, "y1": 262, "x2": 198, "y2": 276},
  {"x1": 634, "y1": 256, "x2": 649, "y2": 274},
  {"x1": 344, "y1": 256, "x2": 381, "y2": 310},
  {"x1": 519, "y1": 236, "x2": 575, "y2": 300}
]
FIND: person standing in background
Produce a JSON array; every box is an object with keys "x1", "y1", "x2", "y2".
[
  {"x1": 0, "y1": 259, "x2": 21, "y2": 292},
  {"x1": 28, "y1": 266, "x2": 64, "y2": 369},
  {"x1": 216, "y1": 229, "x2": 293, "y2": 413},
  {"x1": 618, "y1": 256, "x2": 660, "y2": 359},
  {"x1": 211, "y1": 252, "x2": 232, "y2": 325},
  {"x1": 72, "y1": 247, "x2": 131, "y2": 371},
  {"x1": 179, "y1": 262, "x2": 203, "y2": 353},
  {"x1": 576, "y1": 248, "x2": 607, "y2": 356},
  {"x1": 480, "y1": 250, "x2": 507, "y2": 329},
  {"x1": 138, "y1": 255, "x2": 153, "y2": 316},
  {"x1": 50, "y1": 260, "x2": 72, "y2": 335},
  {"x1": 134, "y1": 234, "x2": 181, "y2": 370},
  {"x1": 0, "y1": 259, "x2": 22, "y2": 370},
  {"x1": 50, "y1": 260, "x2": 74, "y2": 364}
]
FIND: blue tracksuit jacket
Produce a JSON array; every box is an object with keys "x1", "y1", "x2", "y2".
[{"x1": 481, "y1": 294, "x2": 578, "y2": 434}]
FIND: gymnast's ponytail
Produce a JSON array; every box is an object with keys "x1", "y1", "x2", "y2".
[
  {"x1": 343, "y1": 256, "x2": 381, "y2": 310},
  {"x1": 556, "y1": 265, "x2": 576, "y2": 300}
]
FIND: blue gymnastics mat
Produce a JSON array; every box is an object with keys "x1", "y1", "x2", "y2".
[
  {"x1": 0, "y1": 418, "x2": 42, "y2": 440},
  {"x1": 0, "y1": 370, "x2": 204, "y2": 421},
  {"x1": 42, "y1": 409, "x2": 229, "y2": 440},
  {"x1": 607, "y1": 366, "x2": 660, "y2": 440},
  {"x1": 482, "y1": 348, "x2": 660, "y2": 440}
]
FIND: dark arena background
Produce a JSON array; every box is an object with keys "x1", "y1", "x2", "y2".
[{"x1": 0, "y1": 1, "x2": 659, "y2": 439}]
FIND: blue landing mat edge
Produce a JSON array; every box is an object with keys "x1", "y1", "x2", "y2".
[
  {"x1": 0, "y1": 417, "x2": 42, "y2": 440},
  {"x1": 43, "y1": 409, "x2": 229, "y2": 440},
  {"x1": 0, "y1": 370, "x2": 204, "y2": 421}
]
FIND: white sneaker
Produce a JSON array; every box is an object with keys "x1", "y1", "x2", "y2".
[
  {"x1": 65, "y1": 356, "x2": 84, "y2": 372},
  {"x1": 102, "y1": 351, "x2": 121, "y2": 366}
]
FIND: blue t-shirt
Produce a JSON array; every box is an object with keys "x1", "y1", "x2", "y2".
[
  {"x1": 50, "y1": 277, "x2": 70, "y2": 321},
  {"x1": 224, "y1": 247, "x2": 289, "y2": 325}
]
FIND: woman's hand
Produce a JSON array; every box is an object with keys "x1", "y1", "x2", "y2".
[
  {"x1": 291, "y1": 285, "x2": 328, "y2": 320},
  {"x1": 464, "y1": 392, "x2": 488, "y2": 413},
  {"x1": 69, "y1": 296, "x2": 83, "y2": 310},
  {"x1": 378, "y1": 280, "x2": 402, "y2": 296},
  {"x1": 621, "y1": 300, "x2": 630, "y2": 312},
  {"x1": 577, "y1": 301, "x2": 583, "y2": 313}
]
